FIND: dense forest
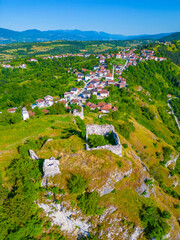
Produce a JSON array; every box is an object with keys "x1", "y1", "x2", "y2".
[{"x1": 122, "y1": 60, "x2": 180, "y2": 100}]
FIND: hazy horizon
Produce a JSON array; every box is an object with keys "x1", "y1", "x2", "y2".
[
  {"x1": 0, "y1": 27, "x2": 177, "y2": 37},
  {"x1": 0, "y1": 0, "x2": 180, "y2": 35}
]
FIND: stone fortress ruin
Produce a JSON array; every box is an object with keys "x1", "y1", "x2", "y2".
[{"x1": 86, "y1": 124, "x2": 122, "y2": 157}]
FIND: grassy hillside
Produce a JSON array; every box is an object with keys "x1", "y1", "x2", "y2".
[
  {"x1": 0, "y1": 45, "x2": 180, "y2": 239},
  {"x1": 0, "y1": 107, "x2": 179, "y2": 239}
]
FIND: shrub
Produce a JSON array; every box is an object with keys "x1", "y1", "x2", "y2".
[
  {"x1": 52, "y1": 186, "x2": 59, "y2": 195},
  {"x1": 67, "y1": 174, "x2": 88, "y2": 194},
  {"x1": 141, "y1": 106, "x2": 155, "y2": 120},
  {"x1": 156, "y1": 152, "x2": 161, "y2": 159},
  {"x1": 162, "y1": 147, "x2": 173, "y2": 162},
  {"x1": 88, "y1": 132, "x2": 115, "y2": 148},
  {"x1": 122, "y1": 143, "x2": 128, "y2": 149},
  {"x1": 161, "y1": 210, "x2": 171, "y2": 219},
  {"x1": 77, "y1": 191, "x2": 104, "y2": 216},
  {"x1": 112, "y1": 110, "x2": 121, "y2": 120},
  {"x1": 174, "y1": 204, "x2": 180, "y2": 209},
  {"x1": 75, "y1": 116, "x2": 86, "y2": 139},
  {"x1": 144, "y1": 178, "x2": 154, "y2": 186},
  {"x1": 117, "y1": 121, "x2": 135, "y2": 140},
  {"x1": 59, "y1": 189, "x2": 65, "y2": 194},
  {"x1": 116, "y1": 161, "x2": 123, "y2": 168},
  {"x1": 140, "y1": 205, "x2": 170, "y2": 239},
  {"x1": 44, "y1": 221, "x2": 51, "y2": 229}
]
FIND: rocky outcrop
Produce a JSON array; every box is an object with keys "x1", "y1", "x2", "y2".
[
  {"x1": 130, "y1": 227, "x2": 143, "y2": 240},
  {"x1": 165, "y1": 154, "x2": 179, "y2": 169},
  {"x1": 86, "y1": 124, "x2": 122, "y2": 157},
  {"x1": 98, "y1": 166, "x2": 132, "y2": 197},
  {"x1": 42, "y1": 157, "x2": 61, "y2": 186},
  {"x1": 29, "y1": 149, "x2": 39, "y2": 160},
  {"x1": 39, "y1": 203, "x2": 91, "y2": 237}
]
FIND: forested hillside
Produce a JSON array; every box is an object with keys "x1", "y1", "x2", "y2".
[{"x1": 0, "y1": 56, "x2": 98, "y2": 109}]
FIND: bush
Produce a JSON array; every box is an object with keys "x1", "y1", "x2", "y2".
[
  {"x1": 156, "y1": 152, "x2": 161, "y2": 159},
  {"x1": 44, "y1": 221, "x2": 51, "y2": 229},
  {"x1": 141, "y1": 106, "x2": 155, "y2": 120},
  {"x1": 112, "y1": 110, "x2": 121, "y2": 120},
  {"x1": 49, "y1": 102, "x2": 67, "y2": 115},
  {"x1": 122, "y1": 143, "x2": 128, "y2": 149},
  {"x1": 117, "y1": 121, "x2": 135, "y2": 140},
  {"x1": 75, "y1": 116, "x2": 86, "y2": 139},
  {"x1": 77, "y1": 191, "x2": 104, "y2": 216},
  {"x1": 67, "y1": 174, "x2": 88, "y2": 194},
  {"x1": 140, "y1": 205, "x2": 170, "y2": 239},
  {"x1": 174, "y1": 204, "x2": 180, "y2": 209},
  {"x1": 144, "y1": 178, "x2": 154, "y2": 186},
  {"x1": 116, "y1": 161, "x2": 123, "y2": 168},
  {"x1": 161, "y1": 210, "x2": 171, "y2": 219},
  {"x1": 88, "y1": 132, "x2": 116, "y2": 148},
  {"x1": 52, "y1": 186, "x2": 59, "y2": 195},
  {"x1": 162, "y1": 147, "x2": 173, "y2": 162},
  {"x1": 18, "y1": 136, "x2": 49, "y2": 158},
  {"x1": 88, "y1": 135, "x2": 108, "y2": 148}
]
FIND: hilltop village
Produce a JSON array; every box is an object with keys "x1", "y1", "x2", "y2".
[{"x1": 1, "y1": 48, "x2": 166, "y2": 120}]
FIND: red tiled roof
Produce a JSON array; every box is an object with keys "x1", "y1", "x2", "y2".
[
  {"x1": 42, "y1": 109, "x2": 49, "y2": 114},
  {"x1": 101, "y1": 103, "x2": 112, "y2": 110},
  {"x1": 28, "y1": 111, "x2": 35, "y2": 116}
]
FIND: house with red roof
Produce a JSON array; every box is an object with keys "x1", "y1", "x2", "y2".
[
  {"x1": 105, "y1": 73, "x2": 113, "y2": 81},
  {"x1": 100, "y1": 89, "x2": 109, "y2": 98}
]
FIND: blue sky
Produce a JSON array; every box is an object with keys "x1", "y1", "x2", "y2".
[{"x1": 0, "y1": 0, "x2": 180, "y2": 35}]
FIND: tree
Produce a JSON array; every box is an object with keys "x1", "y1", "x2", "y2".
[{"x1": 67, "y1": 174, "x2": 88, "y2": 194}]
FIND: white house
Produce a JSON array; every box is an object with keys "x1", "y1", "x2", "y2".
[
  {"x1": 64, "y1": 92, "x2": 74, "y2": 101},
  {"x1": 105, "y1": 73, "x2": 113, "y2": 81},
  {"x1": 85, "y1": 74, "x2": 91, "y2": 81},
  {"x1": 36, "y1": 99, "x2": 46, "y2": 108},
  {"x1": 44, "y1": 95, "x2": 54, "y2": 106},
  {"x1": 82, "y1": 90, "x2": 91, "y2": 99},
  {"x1": 100, "y1": 89, "x2": 109, "y2": 98},
  {"x1": 70, "y1": 88, "x2": 78, "y2": 95}
]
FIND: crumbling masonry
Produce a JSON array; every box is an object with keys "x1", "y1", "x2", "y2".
[{"x1": 86, "y1": 124, "x2": 122, "y2": 157}]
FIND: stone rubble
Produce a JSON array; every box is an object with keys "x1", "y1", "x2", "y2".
[{"x1": 39, "y1": 203, "x2": 91, "y2": 237}]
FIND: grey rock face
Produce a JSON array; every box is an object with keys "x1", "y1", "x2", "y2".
[
  {"x1": 29, "y1": 149, "x2": 39, "y2": 160},
  {"x1": 130, "y1": 227, "x2": 143, "y2": 240},
  {"x1": 39, "y1": 203, "x2": 91, "y2": 237},
  {"x1": 165, "y1": 154, "x2": 179, "y2": 169},
  {"x1": 99, "y1": 166, "x2": 132, "y2": 197}
]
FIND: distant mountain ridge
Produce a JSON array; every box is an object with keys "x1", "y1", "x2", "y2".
[
  {"x1": 0, "y1": 28, "x2": 177, "y2": 43},
  {"x1": 159, "y1": 32, "x2": 180, "y2": 41}
]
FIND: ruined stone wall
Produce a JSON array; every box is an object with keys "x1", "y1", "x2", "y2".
[
  {"x1": 86, "y1": 124, "x2": 115, "y2": 140},
  {"x1": 73, "y1": 106, "x2": 84, "y2": 120},
  {"x1": 86, "y1": 124, "x2": 122, "y2": 157}
]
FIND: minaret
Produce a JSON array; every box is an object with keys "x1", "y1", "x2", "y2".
[{"x1": 22, "y1": 107, "x2": 29, "y2": 121}]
